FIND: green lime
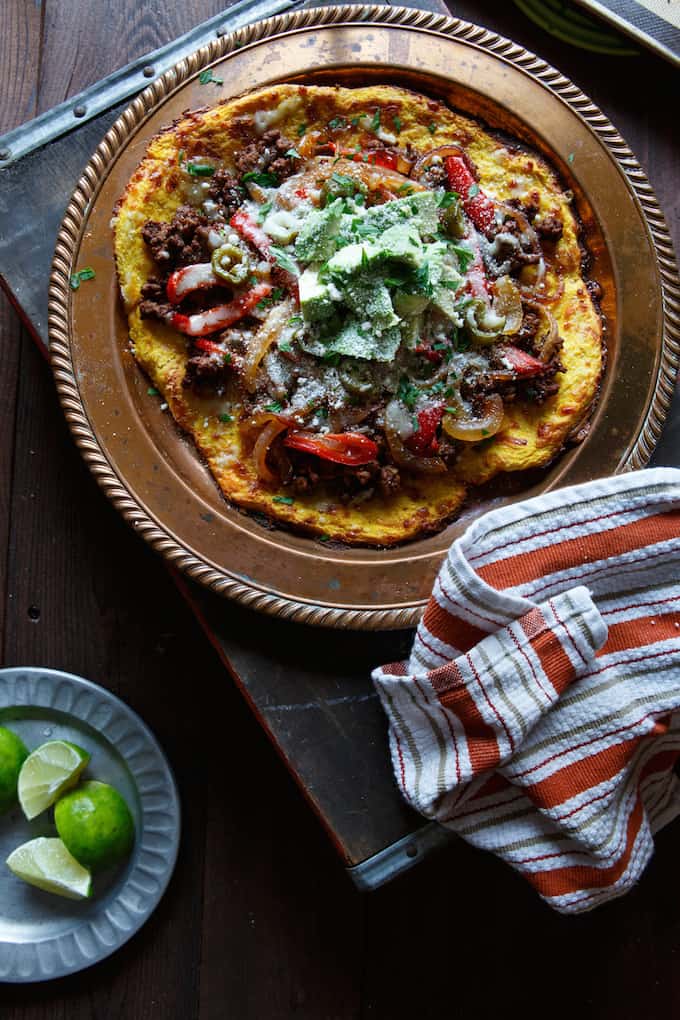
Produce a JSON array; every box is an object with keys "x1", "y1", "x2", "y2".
[
  {"x1": 6, "y1": 836, "x2": 92, "y2": 900},
  {"x1": 55, "y1": 780, "x2": 134, "y2": 871},
  {"x1": 0, "y1": 726, "x2": 29, "y2": 815},
  {"x1": 18, "y1": 739, "x2": 90, "y2": 820}
]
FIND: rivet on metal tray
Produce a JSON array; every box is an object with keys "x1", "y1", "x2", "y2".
[
  {"x1": 405, "y1": 845, "x2": 418, "y2": 859},
  {"x1": 73, "y1": 105, "x2": 87, "y2": 118},
  {"x1": 143, "y1": 66, "x2": 155, "y2": 78},
  {"x1": 0, "y1": 147, "x2": 11, "y2": 161}
]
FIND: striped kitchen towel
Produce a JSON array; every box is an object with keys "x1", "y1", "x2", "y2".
[{"x1": 372, "y1": 467, "x2": 680, "y2": 914}]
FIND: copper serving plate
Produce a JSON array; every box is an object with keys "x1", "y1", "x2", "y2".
[{"x1": 48, "y1": 5, "x2": 680, "y2": 629}]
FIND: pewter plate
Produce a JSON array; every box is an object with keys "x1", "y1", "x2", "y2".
[{"x1": 0, "y1": 667, "x2": 180, "y2": 983}]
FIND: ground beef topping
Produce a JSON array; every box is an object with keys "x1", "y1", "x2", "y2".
[
  {"x1": 534, "y1": 213, "x2": 564, "y2": 241},
  {"x1": 207, "y1": 170, "x2": 246, "y2": 218},
  {"x1": 235, "y1": 129, "x2": 299, "y2": 183},
  {"x1": 139, "y1": 278, "x2": 174, "y2": 322},
  {"x1": 418, "y1": 161, "x2": 448, "y2": 190},
  {"x1": 141, "y1": 205, "x2": 211, "y2": 273},
  {"x1": 516, "y1": 307, "x2": 542, "y2": 348},
  {"x1": 183, "y1": 348, "x2": 230, "y2": 390}
]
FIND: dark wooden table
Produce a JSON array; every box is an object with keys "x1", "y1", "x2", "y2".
[{"x1": 1, "y1": 2, "x2": 679, "y2": 1017}]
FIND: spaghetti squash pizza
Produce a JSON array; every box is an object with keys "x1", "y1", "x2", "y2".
[{"x1": 113, "y1": 83, "x2": 603, "y2": 545}]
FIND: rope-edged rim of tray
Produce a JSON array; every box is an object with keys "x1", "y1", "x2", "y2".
[{"x1": 48, "y1": 4, "x2": 680, "y2": 631}]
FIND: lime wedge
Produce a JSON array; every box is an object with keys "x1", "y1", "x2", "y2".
[
  {"x1": 6, "y1": 837, "x2": 92, "y2": 900},
  {"x1": 18, "y1": 740, "x2": 90, "y2": 820},
  {"x1": 0, "y1": 725, "x2": 29, "y2": 815}
]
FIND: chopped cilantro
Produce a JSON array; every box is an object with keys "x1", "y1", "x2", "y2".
[
  {"x1": 223, "y1": 352, "x2": 232, "y2": 364},
  {"x1": 398, "y1": 378, "x2": 420, "y2": 410},
  {"x1": 398, "y1": 183, "x2": 415, "y2": 195},
  {"x1": 350, "y1": 115, "x2": 361, "y2": 127},
  {"x1": 279, "y1": 341, "x2": 292, "y2": 353},
  {"x1": 257, "y1": 199, "x2": 273, "y2": 223},
  {"x1": 242, "y1": 170, "x2": 279, "y2": 187},
  {"x1": 297, "y1": 123, "x2": 307, "y2": 136},
  {"x1": 439, "y1": 191, "x2": 459, "y2": 208},
  {"x1": 440, "y1": 280, "x2": 460, "y2": 290},
  {"x1": 412, "y1": 415, "x2": 420, "y2": 432},
  {"x1": 288, "y1": 314, "x2": 304, "y2": 327},
  {"x1": 361, "y1": 247, "x2": 369, "y2": 269},
  {"x1": 428, "y1": 381, "x2": 445, "y2": 394},
  {"x1": 256, "y1": 286, "x2": 285, "y2": 310},
  {"x1": 370, "y1": 109, "x2": 381, "y2": 132},
  {"x1": 322, "y1": 352, "x2": 341, "y2": 367},
  {"x1": 393, "y1": 114, "x2": 402, "y2": 134},
  {"x1": 467, "y1": 182, "x2": 480, "y2": 198},
  {"x1": 328, "y1": 116, "x2": 347, "y2": 130},
  {"x1": 432, "y1": 342, "x2": 448, "y2": 351},
  {"x1": 198, "y1": 69, "x2": 223, "y2": 85},
  {"x1": 567, "y1": 152, "x2": 575, "y2": 164},
  {"x1": 428, "y1": 122, "x2": 437, "y2": 135},
  {"x1": 69, "y1": 267, "x2": 96, "y2": 290},
  {"x1": 411, "y1": 263, "x2": 433, "y2": 296},
  {"x1": 269, "y1": 246, "x2": 299, "y2": 277},
  {"x1": 445, "y1": 406, "x2": 459, "y2": 415},
  {"x1": 218, "y1": 413, "x2": 233, "y2": 423},
  {"x1": 354, "y1": 193, "x2": 365, "y2": 206},
  {"x1": 319, "y1": 534, "x2": 331, "y2": 542},
  {"x1": 308, "y1": 404, "x2": 328, "y2": 419},
  {"x1": 265, "y1": 401, "x2": 283, "y2": 413},
  {"x1": 272, "y1": 495, "x2": 295, "y2": 505},
  {"x1": 177, "y1": 148, "x2": 185, "y2": 165},
  {"x1": 147, "y1": 386, "x2": 158, "y2": 396},
  {"x1": 451, "y1": 243, "x2": 474, "y2": 273},
  {"x1": 330, "y1": 171, "x2": 357, "y2": 195},
  {"x1": 187, "y1": 162, "x2": 215, "y2": 177},
  {"x1": 481, "y1": 428, "x2": 489, "y2": 436},
  {"x1": 285, "y1": 148, "x2": 301, "y2": 159}
]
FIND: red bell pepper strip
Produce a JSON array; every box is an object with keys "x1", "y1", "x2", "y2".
[
  {"x1": 166, "y1": 263, "x2": 218, "y2": 304},
  {"x1": 229, "y1": 210, "x2": 272, "y2": 258},
  {"x1": 193, "y1": 338, "x2": 227, "y2": 356},
  {"x1": 500, "y1": 344, "x2": 547, "y2": 377},
  {"x1": 444, "y1": 155, "x2": 496, "y2": 236},
  {"x1": 414, "y1": 343, "x2": 443, "y2": 365},
  {"x1": 339, "y1": 147, "x2": 399, "y2": 171},
  {"x1": 283, "y1": 431, "x2": 378, "y2": 466},
  {"x1": 171, "y1": 282, "x2": 272, "y2": 337},
  {"x1": 405, "y1": 403, "x2": 445, "y2": 456}
]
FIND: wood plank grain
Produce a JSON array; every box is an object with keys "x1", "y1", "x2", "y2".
[{"x1": 0, "y1": 0, "x2": 44, "y2": 663}]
